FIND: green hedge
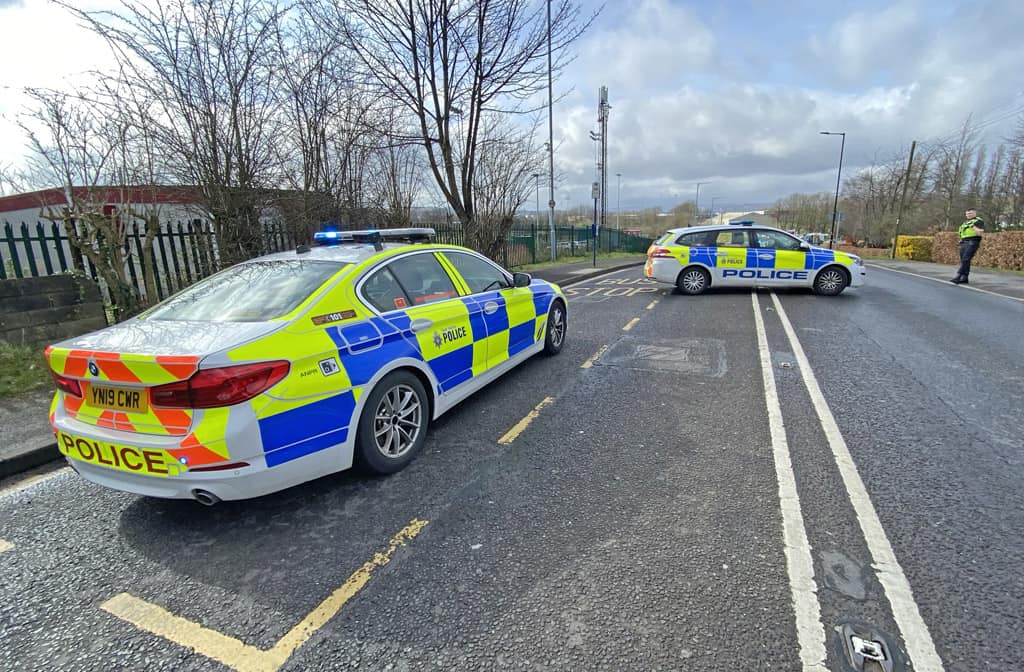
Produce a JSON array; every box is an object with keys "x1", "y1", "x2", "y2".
[{"x1": 895, "y1": 235, "x2": 933, "y2": 261}]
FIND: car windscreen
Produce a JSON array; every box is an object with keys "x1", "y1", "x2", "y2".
[{"x1": 144, "y1": 260, "x2": 348, "y2": 322}]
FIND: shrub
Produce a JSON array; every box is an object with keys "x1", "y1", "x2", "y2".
[{"x1": 895, "y1": 235, "x2": 933, "y2": 261}]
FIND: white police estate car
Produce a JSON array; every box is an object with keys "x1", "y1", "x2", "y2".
[{"x1": 643, "y1": 222, "x2": 866, "y2": 295}]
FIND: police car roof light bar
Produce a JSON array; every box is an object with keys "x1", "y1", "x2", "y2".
[
  {"x1": 313, "y1": 227, "x2": 436, "y2": 249},
  {"x1": 729, "y1": 220, "x2": 754, "y2": 226}
]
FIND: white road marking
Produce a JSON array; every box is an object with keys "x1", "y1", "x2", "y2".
[
  {"x1": 868, "y1": 263, "x2": 1024, "y2": 303},
  {"x1": 0, "y1": 539, "x2": 13, "y2": 554},
  {"x1": 770, "y1": 292, "x2": 945, "y2": 672},
  {"x1": 560, "y1": 265, "x2": 644, "y2": 287},
  {"x1": 751, "y1": 292, "x2": 828, "y2": 672}
]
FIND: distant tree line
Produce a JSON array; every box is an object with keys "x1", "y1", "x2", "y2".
[{"x1": 770, "y1": 117, "x2": 1024, "y2": 246}]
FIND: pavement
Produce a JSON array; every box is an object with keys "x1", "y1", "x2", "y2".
[{"x1": 0, "y1": 255, "x2": 646, "y2": 482}]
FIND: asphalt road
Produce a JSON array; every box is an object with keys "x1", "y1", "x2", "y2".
[{"x1": 1, "y1": 268, "x2": 1021, "y2": 671}]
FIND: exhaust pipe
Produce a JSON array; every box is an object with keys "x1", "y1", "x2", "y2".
[{"x1": 191, "y1": 489, "x2": 221, "y2": 506}]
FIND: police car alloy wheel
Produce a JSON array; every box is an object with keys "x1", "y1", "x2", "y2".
[
  {"x1": 356, "y1": 370, "x2": 429, "y2": 474},
  {"x1": 814, "y1": 267, "x2": 849, "y2": 296},
  {"x1": 544, "y1": 300, "x2": 566, "y2": 355},
  {"x1": 678, "y1": 267, "x2": 710, "y2": 295}
]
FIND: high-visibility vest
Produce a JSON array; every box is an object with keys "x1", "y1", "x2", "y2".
[{"x1": 959, "y1": 217, "x2": 983, "y2": 239}]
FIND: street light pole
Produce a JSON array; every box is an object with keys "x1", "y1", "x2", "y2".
[
  {"x1": 711, "y1": 196, "x2": 724, "y2": 225},
  {"x1": 546, "y1": 0, "x2": 556, "y2": 262},
  {"x1": 694, "y1": 181, "x2": 710, "y2": 226},
  {"x1": 820, "y1": 131, "x2": 846, "y2": 249},
  {"x1": 532, "y1": 173, "x2": 541, "y2": 231},
  {"x1": 616, "y1": 172, "x2": 621, "y2": 229}
]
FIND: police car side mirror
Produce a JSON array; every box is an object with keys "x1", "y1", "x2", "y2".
[
  {"x1": 512, "y1": 272, "x2": 532, "y2": 287},
  {"x1": 799, "y1": 241, "x2": 811, "y2": 251}
]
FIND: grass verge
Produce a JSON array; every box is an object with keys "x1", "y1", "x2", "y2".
[{"x1": 0, "y1": 342, "x2": 51, "y2": 399}]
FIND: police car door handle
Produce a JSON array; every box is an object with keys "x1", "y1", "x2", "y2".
[
  {"x1": 715, "y1": 251, "x2": 729, "y2": 256},
  {"x1": 410, "y1": 318, "x2": 433, "y2": 334},
  {"x1": 483, "y1": 301, "x2": 500, "y2": 315},
  {"x1": 758, "y1": 253, "x2": 773, "y2": 259}
]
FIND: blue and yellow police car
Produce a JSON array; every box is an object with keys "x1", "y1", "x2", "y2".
[
  {"x1": 46, "y1": 229, "x2": 567, "y2": 503},
  {"x1": 644, "y1": 222, "x2": 866, "y2": 295}
]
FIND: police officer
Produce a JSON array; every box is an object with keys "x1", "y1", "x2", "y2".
[{"x1": 952, "y1": 208, "x2": 985, "y2": 284}]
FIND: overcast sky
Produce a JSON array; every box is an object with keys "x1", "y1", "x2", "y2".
[{"x1": 2, "y1": 0, "x2": 1022, "y2": 211}]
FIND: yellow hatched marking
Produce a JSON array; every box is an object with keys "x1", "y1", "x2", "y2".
[
  {"x1": 0, "y1": 539, "x2": 13, "y2": 554},
  {"x1": 623, "y1": 317, "x2": 640, "y2": 331},
  {"x1": 580, "y1": 345, "x2": 607, "y2": 369},
  {"x1": 645, "y1": 300, "x2": 658, "y2": 310},
  {"x1": 498, "y1": 397, "x2": 555, "y2": 444},
  {"x1": 101, "y1": 518, "x2": 429, "y2": 672}
]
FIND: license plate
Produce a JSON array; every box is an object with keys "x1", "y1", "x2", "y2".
[
  {"x1": 88, "y1": 383, "x2": 148, "y2": 413},
  {"x1": 57, "y1": 432, "x2": 180, "y2": 477}
]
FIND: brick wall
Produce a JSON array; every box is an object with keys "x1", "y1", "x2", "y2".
[{"x1": 0, "y1": 275, "x2": 108, "y2": 346}]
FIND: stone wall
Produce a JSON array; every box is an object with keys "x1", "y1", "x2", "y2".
[{"x1": 0, "y1": 275, "x2": 108, "y2": 346}]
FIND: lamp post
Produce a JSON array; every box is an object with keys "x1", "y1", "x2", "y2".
[
  {"x1": 694, "y1": 181, "x2": 711, "y2": 226},
  {"x1": 820, "y1": 131, "x2": 846, "y2": 249},
  {"x1": 532, "y1": 173, "x2": 541, "y2": 230},
  {"x1": 711, "y1": 197, "x2": 724, "y2": 225},
  {"x1": 616, "y1": 172, "x2": 621, "y2": 229},
  {"x1": 546, "y1": 0, "x2": 556, "y2": 262}
]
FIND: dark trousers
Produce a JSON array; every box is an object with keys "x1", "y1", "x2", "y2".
[{"x1": 957, "y1": 237, "x2": 981, "y2": 279}]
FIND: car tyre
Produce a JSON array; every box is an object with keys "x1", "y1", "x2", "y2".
[
  {"x1": 355, "y1": 370, "x2": 429, "y2": 475},
  {"x1": 543, "y1": 300, "x2": 566, "y2": 355},
  {"x1": 814, "y1": 266, "x2": 849, "y2": 296},
  {"x1": 677, "y1": 267, "x2": 710, "y2": 295}
]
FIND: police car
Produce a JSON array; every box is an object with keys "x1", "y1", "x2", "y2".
[
  {"x1": 46, "y1": 229, "x2": 567, "y2": 503},
  {"x1": 644, "y1": 222, "x2": 866, "y2": 295}
]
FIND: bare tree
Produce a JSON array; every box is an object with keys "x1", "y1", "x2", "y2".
[
  {"x1": 324, "y1": 0, "x2": 596, "y2": 251},
  {"x1": 471, "y1": 114, "x2": 546, "y2": 257},
  {"x1": 65, "y1": 0, "x2": 287, "y2": 265},
  {"x1": 18, "y1": 87, "x2": 169, "y2": 318},
  {"x1": 929, "y1": 117, "x2": 978, "y2": 228}
]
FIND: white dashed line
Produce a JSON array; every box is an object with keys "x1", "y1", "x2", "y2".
[
  {"x1": 0, "y1": 539, "x2": 13, "y2": 554},
  {"x1": 751, "y1": 292, "x2": 828, "y2": 672},
  {"x1": 771, "y1": 292, "x2": 945, "y2": 672}
]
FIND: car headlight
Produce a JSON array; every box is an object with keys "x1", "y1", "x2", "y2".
[{"x1": 851, "y1": 256, "x2": 864, "y2": 267}]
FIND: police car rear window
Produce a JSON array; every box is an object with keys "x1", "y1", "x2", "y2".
[{"x1": 145, "y1": 260, "x2": 348, "y2": 322}]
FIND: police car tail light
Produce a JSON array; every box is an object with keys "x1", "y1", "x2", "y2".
[
  {"x1": 151, "y1": 361, "x2": 290, "y2": 409},
  {"x1": 650, "y1": 246, "x2": 673, "y2": 258},
  {"x1": 52, "y1": 372, "x2": 82, "y2": 398}
]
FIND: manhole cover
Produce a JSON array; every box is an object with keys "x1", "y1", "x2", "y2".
[{"x1": 599, "y1": 337, "x2": 727, "y2": 377}]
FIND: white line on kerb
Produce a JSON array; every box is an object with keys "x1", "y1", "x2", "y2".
[
  {"x1": 770, "y1": 292, "x2": 945, "y2": 672},
  {"x1": 751, "y1": 292, "x2": 828, "y2": 672}
]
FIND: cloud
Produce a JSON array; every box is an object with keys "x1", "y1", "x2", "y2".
[
  {"x1": 573, "y1": 0, "x2": 715, "y2": 95},
  {"x1": 556, "y1": 81, "x2": 925, "y2": 206},
  {"x1": 807, "y1": 2, "x2": 924, "y2": 83}
]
